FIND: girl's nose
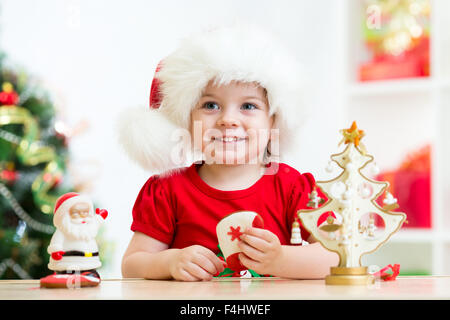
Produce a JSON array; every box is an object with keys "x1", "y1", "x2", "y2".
[{"x1": 216, "y1": 108, "x2": 240, "y2": 128}]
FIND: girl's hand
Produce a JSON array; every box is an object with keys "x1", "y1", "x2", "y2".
[
  {"x1": 169, "y1": 245, "x2": 225, "y2": 281},
  {"x1": 238, "y1": 227, "x2": 282, "y2": 276}
]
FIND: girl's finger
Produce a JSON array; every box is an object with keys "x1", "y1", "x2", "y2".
[
  {"x1": 185, "y1": 262, "x2": 213, "y2": 281},
  {"x1": 199, "y1": 248, "x2": 226, "y2": 274},
  {"x1": 245, "y1": 227, "x2": 276, "y2": 242},
  {"x1": 241, "y1": 233, "x2": 270, "y2": 252},
  {"x1": 239, "y1": 240, "x2": 264, "y2": 262},
  {"x1": 193, "y1": 253, "x2": 218, "y2": 275},
  {"x1": 238, "y1": 253, "x2": 259, "y2": 271},
  {"x1": 178, "y1": 268, "x2": 201, "y2": 282}
]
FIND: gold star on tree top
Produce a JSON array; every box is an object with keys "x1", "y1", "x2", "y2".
[{"x1": 340, "y1": 121, "x2": 365, "y2": 147}]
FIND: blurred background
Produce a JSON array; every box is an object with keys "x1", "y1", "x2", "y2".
[{"x1": 0, "y1": 0, "x2": 448, "y2": 279}]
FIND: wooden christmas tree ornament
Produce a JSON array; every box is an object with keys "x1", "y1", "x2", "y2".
[{"x1": 298, "y1": 122, "x2": 406, "y2": 285}]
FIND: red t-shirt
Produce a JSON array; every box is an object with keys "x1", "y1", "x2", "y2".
[{"x1": 131, "y1": 162, "x2": 316, "y2": 254}]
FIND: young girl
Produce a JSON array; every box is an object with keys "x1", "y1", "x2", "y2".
[{"x1": 119, "y1": 23, "x2": 338, "y2": 281}]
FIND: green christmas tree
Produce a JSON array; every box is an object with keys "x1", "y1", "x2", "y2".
[{"x1": 0, "y1": 52, "x2": 78, "y2": 279}]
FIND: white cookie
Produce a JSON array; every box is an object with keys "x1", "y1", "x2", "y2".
[{"x1": 216, "y1": 211, "x2": 264, "y2": 271}]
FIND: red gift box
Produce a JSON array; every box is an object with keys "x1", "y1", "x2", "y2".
[
  {"x1": 376, "y1": 145, "x2": 431, "y2": 228},
  {"x1": 359, "y1": 37, "x2": 430, "y2": 82}
]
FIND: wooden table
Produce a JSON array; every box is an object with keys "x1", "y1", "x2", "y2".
[{"x1": 1, "y1": 276, "x2": 450, "y2": 300}]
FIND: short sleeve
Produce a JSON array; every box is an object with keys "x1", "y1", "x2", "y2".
[
  {"x1": 130, "y1": 175, "x2": 175, "y2": 245},
  {"x1": 287, "y1": 172, "x2": 317, "y2": 242}
]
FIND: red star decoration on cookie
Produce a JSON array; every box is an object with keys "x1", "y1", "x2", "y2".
[{"x1": 227, "y1": 226, "x2": 244, "y2": 241}]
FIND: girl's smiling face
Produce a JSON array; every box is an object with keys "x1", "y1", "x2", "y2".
[{"x1": 190, "y1": 80, "x2": 274, "y2": 165}]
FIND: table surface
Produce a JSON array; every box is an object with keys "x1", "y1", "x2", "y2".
[{"x1": 1, "y1": 276, "x2": 450, "y2": 300}]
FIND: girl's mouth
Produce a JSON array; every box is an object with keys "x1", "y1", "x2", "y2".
[{"x1": 212, "y1": 136, "x2": 248, "y2": 143}]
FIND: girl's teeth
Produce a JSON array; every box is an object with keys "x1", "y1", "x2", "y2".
[{"x1": 215, "y1": 137, "x2": 244, "y2": 142}]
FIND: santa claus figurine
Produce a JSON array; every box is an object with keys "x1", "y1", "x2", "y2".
[{"x1": 40, "y1": 192, "x2": 108, "y2": 288}]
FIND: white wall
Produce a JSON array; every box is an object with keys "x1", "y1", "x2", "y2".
[{"x1": 0, "y1": 0, "x2": 340, "y2": 278}]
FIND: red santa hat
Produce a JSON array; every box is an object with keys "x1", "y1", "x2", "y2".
[
  {"x1": 53, "y1": 192, "x2": 93, "y2": 222},
  {"x1": 117, "y1": 22, "x2": 310, "y2": 173}
]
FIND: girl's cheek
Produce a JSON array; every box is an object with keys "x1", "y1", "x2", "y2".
[{"x1": 190, "y1": 129, "x2": 205, "y2": 154}]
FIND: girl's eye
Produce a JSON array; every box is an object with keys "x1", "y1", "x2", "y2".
[
  {"x1": 202, "y1": 102, "x2": 219, "y2": 110},
  {"x1": 241, "y1": 103, "x2": 257, "y2": 110}
]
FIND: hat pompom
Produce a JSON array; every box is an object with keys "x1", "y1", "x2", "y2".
[{"x1": 116, "y1": 106, "x2": 187, "y2": 173}]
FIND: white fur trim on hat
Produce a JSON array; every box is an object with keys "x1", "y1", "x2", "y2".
[{"x1": 118, "y1": 22, "x2": 311, "y2": 173}]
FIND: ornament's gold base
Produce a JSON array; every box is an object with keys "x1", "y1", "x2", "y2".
[{"x1": 325, "y1": 267, "x2": 375, "y2": 286}]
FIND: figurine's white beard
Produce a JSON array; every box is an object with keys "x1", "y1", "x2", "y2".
[{"x1": 60, "y1": 215, "x2": 101, "y2": 241}]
